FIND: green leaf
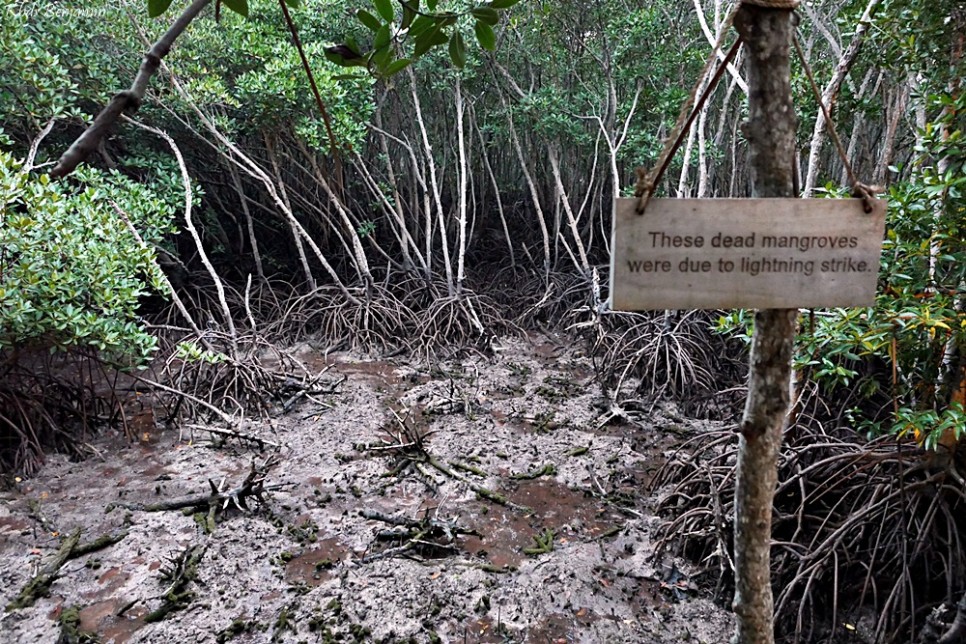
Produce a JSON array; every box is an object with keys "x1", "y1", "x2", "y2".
[
  {"x1": 285, "y1": 0, "x2": 300, "y2": 7},
  {"x1": 384, "y1": 58, "x2": 412, "y2": 77},
  {"x1": 470, "y1": 7, "x2": 499, "y2": 25},
  {"x1": 474, "y1": 20, "x2": 496, "y2": 50},
  {"x1": 373, "y1": 24, "x2": 391, "y2": 51},
  {"x1": 413, "y1": 24, "x2": 447, "y2": 58},
  {"x1": 448, "y1": 30, "x2": 466, "y2": 68},
  {"x1": 427, "y1": 0, "x2": 438, "y2": 9},
  {"x1": 147, "y1": 0, "x2": 173, "y2": 17},
  {"x1": 490, "y1": 0, "x2": 521, "y2": 7},
  {"x1": 408, "y1": 15, "x2": 435, "y2": 38},
  {"x1": 222, "y1": 0, "x2": 249, "y2": 18},
  {"x1": 357, "y1": 9, "x2": 383, "y2": 31},
  {"x1": 373, "y1": 0, "x2": 394, "y2": 22},
  {"x1": 401, "y1": 2, "x2": 417, "y2": 29}
]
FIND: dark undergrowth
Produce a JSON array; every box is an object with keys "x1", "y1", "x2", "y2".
[{"x1": 649, "y1": 421, "x2": 966, "y2": 643}]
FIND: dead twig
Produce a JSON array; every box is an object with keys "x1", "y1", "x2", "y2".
[
  {"x1": 182, "y1": 423, "x2": 280, "y2": 449},
  {"x1": 144, "y1": 544, "x2": 206, "y2": 623},
  {"x1": 7, "y1": 528, "x2": 129, "y2": 611}
]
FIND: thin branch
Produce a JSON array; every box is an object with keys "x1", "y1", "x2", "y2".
[{"x1": 50, "y1": 0, "x2": 214, "y2": 178}]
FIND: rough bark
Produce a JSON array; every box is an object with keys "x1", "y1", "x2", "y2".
[{"x1": 732, "y1": 6, "x2": 799, "y2": 644}]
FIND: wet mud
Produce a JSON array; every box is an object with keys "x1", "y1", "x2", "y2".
[{"x1": 0, "y1": 333, "x2": 732, "y2": 643}]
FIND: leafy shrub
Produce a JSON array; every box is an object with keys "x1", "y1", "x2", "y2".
[
  {"x1": 716, "y1": 90, "x2": 966, "y2": 447},
  {"x1": 0, "y1": 151, "x2": 176, "y2": 365}
]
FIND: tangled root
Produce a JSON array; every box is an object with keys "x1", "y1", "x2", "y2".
[
  {"x1": 0, "y1": 350, "x2": 141, "y2": 475},
  {"x1": 411, "y1": 290, "x2": 510, "y2": 360},
  {"x1": 302, "y1": 284, "x2": 418, "y2": 354},
  {"x1": 592, "y1": 309, "x2": 733, "y2": 405},
  {"x1": 511, "y1": 269, "x2": 593, "y2": 328},
  {"x1": 650, "y1": 424, "x2": 966, "y2": 643}
]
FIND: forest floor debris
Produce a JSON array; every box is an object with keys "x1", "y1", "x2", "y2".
[{"x1": 0, "y1": 333, "x2": 733, "y2": 643}]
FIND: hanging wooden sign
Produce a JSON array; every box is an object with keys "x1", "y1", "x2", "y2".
[{"x1": 609, "y1": 198, "x2": 887, "y2": 310}]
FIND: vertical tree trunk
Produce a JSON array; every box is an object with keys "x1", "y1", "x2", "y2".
[{"x1": 732, "y1": 5, "x2": 799, "y2": 644}]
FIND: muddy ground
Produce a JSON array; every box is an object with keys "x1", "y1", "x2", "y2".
[{"x1": 0, "y1": 332, "x2": 734, "y2": 643}]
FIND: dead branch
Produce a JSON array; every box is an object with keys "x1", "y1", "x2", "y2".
[
  {"x1": 182, "y1": 423, "x2": 280, "y2": 449},
  {"x1": 144, "y1": 544, "x2": 206, "y2": 623},
  {"x1": 359, "y1": 508, "x2": 481, "y2": 563},
  {"x1": 7, "y1": 528, "x2": 129, "y2": 611},
  {"x1": 106, "y1": 457, "x2": 283, "y2": 517}
]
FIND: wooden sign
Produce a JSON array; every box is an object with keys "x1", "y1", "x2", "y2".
[{"x1": 609, "y1": 198, "x2": 887, "y2": 310}]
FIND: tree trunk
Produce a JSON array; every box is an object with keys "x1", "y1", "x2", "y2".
[{"x1": 731, "y1": 6, "x2": 799, "y2": 644}]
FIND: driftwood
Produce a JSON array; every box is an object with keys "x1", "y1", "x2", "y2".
[
  {"x1": 106, "y1": 458, "x2": 284, "y2": 532},
  {"x1": 7, "y1": 528, "x2": 129, "y2": 611}
]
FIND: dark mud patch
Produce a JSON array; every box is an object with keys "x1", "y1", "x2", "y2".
[
  {"x1": 462, "y1": 479, "x2": 626, "y2": 570},
  {"x1": 284, "y1": 537, "x2": 347, "y2": 588},
  {"x1": 77, "y1": 599, "x2": 148, "y2": 644}
]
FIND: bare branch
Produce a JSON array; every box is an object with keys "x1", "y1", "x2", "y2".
[{"x1": 49, "y1": 0, "x2": 213, "y2": 179}]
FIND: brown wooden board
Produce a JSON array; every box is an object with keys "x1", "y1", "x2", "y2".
[{"x1": 609, "y1": 198, "x2": 887, "y2": 310}]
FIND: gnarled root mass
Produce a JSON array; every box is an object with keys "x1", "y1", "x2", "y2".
[
  {"x1": 590, "y1": 309, "x2": 744, "y2": 417},
  {"x1": 650, "y1": 425, "x2": 966, "y2": 643},
  {"x1": 0, "y1": 350, "x2": 140, "y2": 475}
]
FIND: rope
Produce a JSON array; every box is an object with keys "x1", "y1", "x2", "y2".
[
  {"x1": 791, "y1": 31, "x2": 876, "y2": 212},
  {"x1": 634, "y1": 2, "x2": 743, "y2": 214}
]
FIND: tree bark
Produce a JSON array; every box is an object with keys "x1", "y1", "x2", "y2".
[{"x1": 732, "y1": 6, "x2": 799, "y2": 644}]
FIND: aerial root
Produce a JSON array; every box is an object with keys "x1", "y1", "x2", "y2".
[
  {"x1": 591, "y1": 309, "x2": 740, "y2": 414},
  {"x1": 650, "y1": 426, "x2": 966, "y2": 643}
]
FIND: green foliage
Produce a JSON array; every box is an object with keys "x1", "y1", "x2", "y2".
[
  {"x1": 160, "y1": 1, "x2": 375, "y2": 152},
  {"x1": 174, "y1": 340, "x2": 229, "y2": 364},
  {"x1": 325, "y1": 1, "x2": 519, "y2": 76},
  {"x1": 0, "y1": 2, "x2": 79, "y2": 134},
  {"x1": 148, "y1": 0, "x2": 175, "y2": 18},
  {"x1": 717, "y1": 85, "x2": 966, "y2": 448},
  {"x1": 0, "y1": 151, "x2": 174, "y2": 364},
  {"x1": 893, "y1": 403, "x2": 965, "y2": 451}
]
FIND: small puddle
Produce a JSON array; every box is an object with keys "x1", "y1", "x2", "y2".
[
  {"x1": 284, "y1": 537, "x2": 347, "y2": 587},
  {"x1": 464, "y1": 479, "x2": 621, "y2": 569}
]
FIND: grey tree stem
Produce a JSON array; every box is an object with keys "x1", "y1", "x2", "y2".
[{"x1": 731, "y1": 5, "x2": 799, "y2": 644}]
